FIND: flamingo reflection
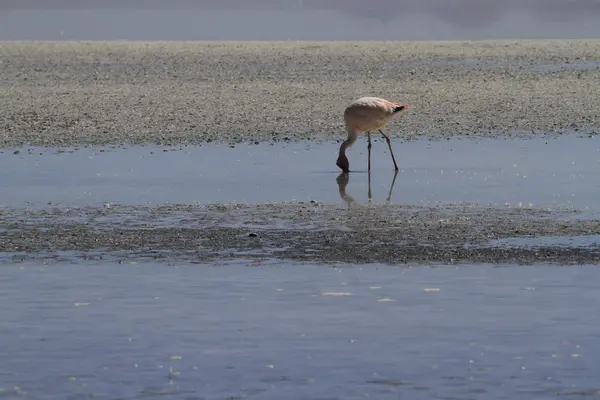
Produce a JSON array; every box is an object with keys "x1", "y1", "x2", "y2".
[{"x1": 336, "y1": 170, "x2": 399, "y2": 208}]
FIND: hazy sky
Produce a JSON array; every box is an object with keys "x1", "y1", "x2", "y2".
[{"x1": 1, "y1": 0, "x2": 600, "y2": 40}]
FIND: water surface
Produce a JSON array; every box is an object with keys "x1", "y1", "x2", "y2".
[
  {"x1": 1, "y1": 135, "x2": 599, "y2": 212},
  {"x1": 1, "y1": 260, "x2": 599, "y2": 399}
]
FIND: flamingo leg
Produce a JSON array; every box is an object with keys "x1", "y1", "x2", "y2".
[
  {"x1": 386, "y1": 170, "x2": 399, "y2": 203},
  {"x1": 379, "y1": 129, "x2": 399, "y2": 171},
  {"x1": 367, "y1": 169, "x2": 372, "y2": 202},
  {"x1": 367, "y1": 131, "x2": 372, "y2": 172}
]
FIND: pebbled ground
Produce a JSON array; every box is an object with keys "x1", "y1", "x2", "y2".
[
  {"x1": 2, "y1": 203, "x2": 600, "y2": 265},
  {"x1": 1, "y1": 40, "x2": 600, "y2": 147}
]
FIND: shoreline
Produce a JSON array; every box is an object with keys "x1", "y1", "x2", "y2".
[
  {"x1": 2, "y1": 202, "x2": 600, "y2": 265},
  {"x1": 1, "y1": 40, "x2": 600, "y2": 147}
]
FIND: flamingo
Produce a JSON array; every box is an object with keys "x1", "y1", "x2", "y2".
[{"x1": 336, "y1": 97, "x2": 412, "y2": 173}]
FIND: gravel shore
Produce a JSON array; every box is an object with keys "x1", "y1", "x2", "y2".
[{"x1": 1, "y1": 40, "x2": 600, "y2": 147}]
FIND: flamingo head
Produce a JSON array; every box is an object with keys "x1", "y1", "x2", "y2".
[
  {"x1": 393, "y1": 104, "x2": 412, "y2": 114},
  {"x1": 336, "y1": 153, "x2": 350, "y2": 173}
]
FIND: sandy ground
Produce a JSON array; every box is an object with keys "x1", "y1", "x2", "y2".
[
  {"x1": 1, "y1": 40, "x2": 600, "y2": 147},
  {"x1": 2, "y1": 203, "x2": 600, "y2": 265}
]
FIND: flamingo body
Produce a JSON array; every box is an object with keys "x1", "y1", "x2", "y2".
[
  {"x1": 337, "y1": 97, "x2": 412, "y2": 173},
  {"x1": 344, "y1": 97, "x2": 408, "y2": 132}
]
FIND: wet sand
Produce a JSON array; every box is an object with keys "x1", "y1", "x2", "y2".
[
  {"x1": 2, "y1": 202, "x2": 600, "y2": 265},
  {"x1": 1, "y1": 40, "x2": 600, "y2": 147}
]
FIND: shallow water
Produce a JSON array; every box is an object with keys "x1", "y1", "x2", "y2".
[
  {"x1": 1, "y1": 135, "x2": 599, "y2": 212},
  {"x1": 489, "y1": 234, "x2": 600, "y2": 249},
  {"x1": 1, "y1": 260, "x2": 599, "y2": 400},
  {"x1": 2, "y1": 135, "x2": 600, "y2": 398}
]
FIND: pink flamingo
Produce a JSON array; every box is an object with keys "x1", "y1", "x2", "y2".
[{"x1": 336, "y1": 97, "x2": 412, "y2": 173}]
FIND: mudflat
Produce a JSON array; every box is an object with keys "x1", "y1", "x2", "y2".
[
  {"x1": 2, "y1": 202, "x2": 600, "y2": 265},
  {"x1": 1, "y1": 39, "x2": 600, "y2": 147}
]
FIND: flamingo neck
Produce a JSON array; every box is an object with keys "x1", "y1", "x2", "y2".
[
  {"x1": 338, "y1": 131, "x2": 357, "y2": 157},
  {"x1": 336, "y1": 130, "x2": 357, "y2": 172}
]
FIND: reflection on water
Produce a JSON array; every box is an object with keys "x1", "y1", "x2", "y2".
[
  {"x1": 337, "y1": 170, "x2": 399, "y2": 208},
  {"x1": 1, "y1": 0, "x2": 600, "y2": 40},
  {"x1": 1, "y1": 136, "x2": 600, "y2": 211}
]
